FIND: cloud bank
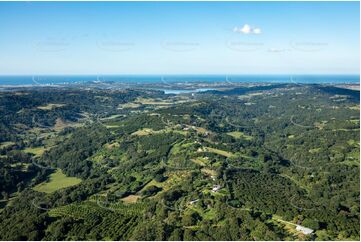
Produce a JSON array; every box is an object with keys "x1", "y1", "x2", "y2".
[{"x1": 233, "y1": 24, "x2": 262, "y2": 35}]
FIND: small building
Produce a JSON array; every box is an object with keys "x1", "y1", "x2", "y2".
[
  {"x1": 189, "y1": 199, "x2": 199, "y2": 205},
  {"x1": 296, "y1": 225, "x2": 314, "y2": 235},
  {"x1": 212, "y1": 185, "x2": 221, "y2": 192}
]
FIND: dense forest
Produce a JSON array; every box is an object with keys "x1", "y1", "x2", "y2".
[{"x1": 0, "y1": 83, "x2": 359, "y2": 240}]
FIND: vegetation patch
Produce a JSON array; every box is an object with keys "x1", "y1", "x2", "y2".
[
  {"x1": 201, "y1": 168, "x2": 217, "y2": 177},
  {"x1": 33, "y1": 169, "x2": 82, "y2": 193},
  {"x1": 309, "y1": 148, "x2": 321, "y2": 154},
  {"x1": 227, "y1": 131, "x2": 253, "y2": 140},
  {"x1": 136, "y1": 98, "x2": 173, "y2": 105},
  {"x1": 118, "y1": 102, "x2": 141, "y2": 109},
  {"x1": 121, "y1": 195, "x2": 141, "y2": 204},
  {"x1": 0, "y1": 141, "x2": 15, "y2": 149},
  {"x1": 23, "y1": 146, "x2": 47, "y2": 157},
  {"x1": 131, "y1": 128, "x2": 157, "y2": 136},
  {"x1": 37, "y1": 103, "x2": 65, "y2": 110},
  {"x1": 191, "y1": 158, "x2": 207, "y2": 166},
  {"x1": 203, "y1": 147, "x2": 234, "y2": 158}
]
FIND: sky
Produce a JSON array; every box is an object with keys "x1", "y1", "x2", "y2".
[{"x1": 0, "y1": 1, "x2": 359, "y2": 75}]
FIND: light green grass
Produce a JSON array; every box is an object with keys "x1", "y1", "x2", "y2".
[
  {"x1": 0, "y1": 141, "x2": 15, "y2": 148},
  {"x1": 309, "y1": 148, "x2": 321, "y2": 154},
  {"x1": 349, "y1": 119, "x2": 359, "y2": 124},
  {"x1": 23, "y1": 146, "x2": 47, "y2": 157},
  {"x1": 37, "y1": 103, "x2": 65, "y2": 110},
  {"x1": 226, "y1": 131, "x2": 253, "y2": 140},
  {"x1": 204, "y1": 147, "x2": 234, "y2": 158},
  {"x1": 191, "y1": 158, "x2": 208, "y2": 166},
  {"x1": 33, "y1": 169, "x2": 82, "y2": 193}
]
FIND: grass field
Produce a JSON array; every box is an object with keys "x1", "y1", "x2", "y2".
[
  {"x1": 0, "y1": 141, "x2": 15, "y2": 148},
  {"x1": 201, "y1": 168, "x2": 217, "y2": 177},
  {"x1": 226, "y1": 131, "x2": 253, "y2": 140},
  {"x1": 118, "y1": 103, "x2": 141, "y2": 109},
  {"x1": 132, "y1": 127, "x2": 188, "y2": 137},
  {"x1": 23, "y1": 146, "x2": 47, "y2": 157},
  {"x1": 54, "y1": 118, "x2": 82, "y2": 131},
  {"x1": 203, "y1": 147, "x2": 234, "y2": 158},
  {"x1": 191, "y1": 158, "x2": 207, "y2": 166},
  {"x1": 136, "y1": 97, "x2": 173, "y2": 105},
  {"x1": 309, "y1": 148, "x2": 321, "y2": 154},
  {"x1": 121, "y1": 195, "x2": 141, "y2": 204},
  {"x1": 37, "y1": 103, "x2": 65, "y2": 110},
  {"x1": 33, "y1": 169, "x2": 82, "y2": 193},
  {"x1": 131, "y1": 128, "x2": 156, "y2": 136}
]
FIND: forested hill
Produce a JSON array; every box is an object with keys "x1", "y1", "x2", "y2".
[
  {"x1": 315, "y1": 85, "x2": 360, "y2": 101},
  {"x1": 205, "y1": 83, "x2": 288, "y2": 95},
  {"x1": 0, "y1": 84, "x2": 359, "y2": 240}
]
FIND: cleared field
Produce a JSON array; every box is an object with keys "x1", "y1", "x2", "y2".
[
  {"x1": 349, "y1": 105, "x2": 360, "y2": 110},
  {"x1": 309, "y1": 148, "x2": 321, "y2": 154},
  {"x1": 349, "y1": 119, "x2": 360, "y2": 124},
  {"x1": 191, "y1": 158, "x2": 207, "y2": 166},
  {"x1": 271, "y1": 215, "x2": 308, "y2": 240},
  {"x1": 23, "y1": 146, "x2": 47, "y2": 157},
  {"x1": 33, "y1": 169, "x2": 82, "y2": 193},
  {"x1": 136, "y1": 97, "x2": 173, "y2": 105},
  {"x1": 105, "y1": 125, "x2": 122, "y2": 128},
  {"x1": 201, "y1": 168, "x2": 217, "y2": 177},
  {"x1": 131, "y1": 128, "x2": 156, "y2": 136},
  {"x1": 203, "y1": 147, "x2": 234, "y2": 158},
  {"x1": 101, "y1": 114, "x2": 123, "y2": 120},
  {"x1": 0, "y1": 141, "x2": 15, "y2": 148},
  {"x1": 347, "y1": 139, "x2": 359, "y2": 146},
  {"x1": 54, "y1": 118, "x2": 82, "y2": 131},
  {"x1": 118, "y1": 103, "x2": 141, "y2": 109},
  {"x1": 226, "y1": 131, "x2": 253, "y2": 140},
  {"x1": 192, "y1": 126, "x2": 209, "y2": 134},
  {"x1": 10, "y1": 162, "x2": 30, "y2": 172},
  {"x1": 132, "y1": 127, "x2": 187, "y2": 136},
  {"x1": 121, "y1": 195, "x2": 141, "y2": 204},
  {"x1": 37, "y1": 103, "x2": 65, "y2": 110}
]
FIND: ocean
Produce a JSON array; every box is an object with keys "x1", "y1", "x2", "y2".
[{"x1": 0, "y1": 75, "x2": 359, "y2": 86}]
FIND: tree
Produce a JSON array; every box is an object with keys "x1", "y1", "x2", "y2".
[
  {"x1": 141, "y1": 185, "x2": 161, "y2": 197},
  {"x1": 302, "y1": 218, "x2": 320, "y2": 230},
  {"x1": 1, "y1": 191, "x2": 8, "y2": 200},
  {"x1": 182, "y1": 211, "x2": 201, "y2": 226}
]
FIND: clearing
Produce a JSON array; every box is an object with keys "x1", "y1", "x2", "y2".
[
  {"x1": 23, "y1": 146, "x2": 47, "y2": 157},
  {"x1": 37, "y1": 103, "x2": 65, "y2": 110},
  {"x1": 33, "y1": 169, "x2": 82, "y2": 193},
  {"x1": 203, "y1": 147, "x2": 234, "y2": 158},
  {"x1": 121, "y1": 195, "x2": 141, "y2": 204},
  {"x1": 227, "y1": 131, "x2": 253, "y2": 140}
]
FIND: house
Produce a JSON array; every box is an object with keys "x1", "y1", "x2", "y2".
[
  {"x1": 189, "y1": 199, "x2": 199, "y2": 205},
  {"x1": 212, "y1": 185, "x2": 221, "y2": 192},
  {"x1": 296, "y1": 225, "x2": 314, "y2": 235}
]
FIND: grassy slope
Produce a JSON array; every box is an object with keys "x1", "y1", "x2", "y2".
[{"x1": 33, "y1": 169, "x2": 82, "y2": 193}]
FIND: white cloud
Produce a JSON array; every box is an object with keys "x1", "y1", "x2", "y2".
[
  {"x1": 233, "y1": 24, "x2": 262, "y2": 35},
  {"x1": 253, "y1": 28, "x2": 262, "y2": 34},
  {"x1": 267, "y1": 48, "x2": 291, "y2": 53}
]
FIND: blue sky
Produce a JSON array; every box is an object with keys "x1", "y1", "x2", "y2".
[{"x1": 0, "y1": 1, "x2": 359, "y2": 75}]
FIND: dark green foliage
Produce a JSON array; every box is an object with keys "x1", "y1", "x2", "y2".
[{"x1": 0, "y1": 84, "x2": 359, "y2": 241}]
